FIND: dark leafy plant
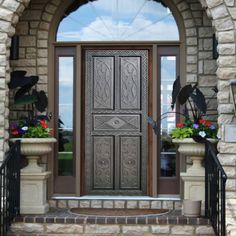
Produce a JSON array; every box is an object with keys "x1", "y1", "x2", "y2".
[
  {"x1": 171, "y1": 78, "x2": 208, "y2": 122},
  {"x1": 9, "y1": 70, "x2": 48, "y2": 113}
]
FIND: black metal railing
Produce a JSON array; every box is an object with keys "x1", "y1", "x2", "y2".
[
  {"x1": 0, "y1": 141, "x2": 21, "y2": 236},
  {"x1": 205, "y1": 142, "x2": 227, "y2": 236}
]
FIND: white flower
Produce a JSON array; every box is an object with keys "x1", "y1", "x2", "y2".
[
  {"x1": 199, "y1": 131, "x2": 206, "y2": 138},
  {"x1": 21, "y1": 126, "x2": 28, "y2": 131}
]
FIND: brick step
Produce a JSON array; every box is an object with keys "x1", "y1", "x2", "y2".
[
  {"x1": 49, "y1": 197, "x2": 182, "y2": 210},
  {"x1": 8, "y1": 209, "x2": 214, "y2": 236}
]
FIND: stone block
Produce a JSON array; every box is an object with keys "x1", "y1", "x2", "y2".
[
  {"x1": 127, "y1": 200, "x2": 138, "y2": 208},
  {"x1": 79, "y1": 200, "x2": 90, "y2": 208},
  {"x1": 103, "y1": 200, "x2": 114, "y2": 208},
  {"x1": 85, "y1": 225, "x2": 120, "y2": 234},
  {"x1": 68, "y1": 200, "x2": 79, "y2": 208},
  {"x1": 122, "y1": 226, "x2": 149, "y2": 234},
  {"x1": 218, "y1": 31, "x2": 235, "y2": 43},
  {"x1": 151, "y1": 200, "x2": 162, "y2": 209},
  {"x1": 2, "y1": 0, "x2": 21, "y2": 12},
  {"x1": 16, "y1": 22, "x2": 28, "y2": 35},
  {"x1": 218, "y1": 56, "x2": 236, "y2": 67},
  {"x1": 20, "y1": 36, "x2": 36, "y2": 47},
  {"x1": 204, "y1": 60, "x2": 217, "y2": 74},
  {"x1": 211, "y1": 4, "x2": 228, "y2": 19},
  {"x1": 91, "y1": 200, "x2": 102, "y2": 208},
  {"x1": 46, "y1": 224, "x2": 83, "y2": 233},
  {"x1": 58, "y1": 200, "x2": 67, "y2": 208},
  {"x1": 152, "y1": 225, "x2": 170, "y2": 234},
  {"x1": 10, "y1": 223, "x2": 44, "y2": 233},
  {"x1": 37, "y1": 39, "x2": 48, "y2": 48},
  {"x1": 214, "y1": 17, "x2": 234, "y2": 31},
  {"x1": 114, "y1": 200, "x2": 125, "y2": 208},
  {"x1": 218, "y1": 44, "x2": 235, "y2": 55},
  {"x1": 21, "y1": 10, "x2": 41, "y2": 20},
  {"x1": 195, "y1": 225, "x2": 214, "y2": 234},
  {"x1": 170, "y1": 225, "x2": 194, "y2": 235},
  {"x1": 162, "y1": 201, "x2": 174, "y2": 209},
  {"x1": 139, "y1": 201, "x2": 150, "y2": 209}
]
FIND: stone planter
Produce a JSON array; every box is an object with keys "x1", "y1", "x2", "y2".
[
  {"x1": 183, "y1": 199, "x2": 201, "y2": 217},
  {"x1": 10, "y1": 137, "x2": 56, "y2": 214},
  {"x1": 173, "y1": 138, "x2": 217, "y2": 175},
  {"x1": 173, "y1": 138, "x2": 217, "y2": 206},
  {"x1": 11, "y1": 138, "x2": 57, "y2": 173}
]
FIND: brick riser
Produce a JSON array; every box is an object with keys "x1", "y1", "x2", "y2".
[
  {"x1": 9, "y1": 199, "x2": 214, "y2": 235},
  {"x1": 49, "y1": 198, "x2": 183, "y2": 210}
]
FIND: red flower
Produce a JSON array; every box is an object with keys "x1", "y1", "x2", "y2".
[
  {"x1": 176, "y1": 123, "x2": 184, "y2": 127},
  {"x1": 204, "y1": 121, "x2": 212, "y2": 127},
  {"x1": 39, "y1": 120, "x2": 48, "y2": 129},
  {"x1": 199, "y1": 119, "x2": 206, "y2": 124},
  {"x1": 11, "y1": 131, "x2": 18, "y2": 135}
]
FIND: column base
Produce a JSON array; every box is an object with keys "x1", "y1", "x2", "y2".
[{"x1": 20, "y1": 171, "x2": 51, "y2": 214}]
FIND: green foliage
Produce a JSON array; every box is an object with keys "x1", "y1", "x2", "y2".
[
  {"x1": 22, "y1": 125, "x2": 50, "y2": 138},
  {"x1": 170, "y1": 127, "x2": 194, "y2": 139}
]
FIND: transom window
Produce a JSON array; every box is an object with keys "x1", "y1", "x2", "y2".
[{"x1": 57, "y1": 0, "x2": 179, "y2": 42}]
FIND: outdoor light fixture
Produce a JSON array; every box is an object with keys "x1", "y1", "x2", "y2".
[
  {"x1": 10, "y1": 35, "x2": 19, "y2": 60},
  {"x1": 213, "y1": 34, "x2": 219, "y2": 60},
  {"x1": 230, "y1": 78, "x2": 236, "y2": 116}
]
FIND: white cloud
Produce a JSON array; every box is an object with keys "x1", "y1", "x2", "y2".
[{"x1": 57, "y1": 14, "x2": 179, "y2": 41}]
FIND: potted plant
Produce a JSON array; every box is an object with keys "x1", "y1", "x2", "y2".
[
  {"x1": 169, "y1": 77, "x2": 218, "y2": 217},
  {"x1": 9, "y1": 70, "x2": 56, "y2": 173},
  {"x1": 170, "y1": 77, "x2": 218, "y2": 172}
]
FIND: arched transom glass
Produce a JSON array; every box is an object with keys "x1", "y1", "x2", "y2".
[{"x1": 57, "y1": 0, "x2": 179, "y2": 41}]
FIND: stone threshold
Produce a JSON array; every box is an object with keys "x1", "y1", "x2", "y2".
[
  {"x1": 13, "y1": 209, "x2": 210, "y2": 225},
  {"x1": 52, "y1": 195, "x2": 181, "y2": 200},
  {"x1": 49, "y1": 198, "x2": 182, "y2": 210}
]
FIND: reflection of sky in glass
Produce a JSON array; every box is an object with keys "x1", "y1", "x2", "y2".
[
  {"x1": 161, "y1": 56, "x2": 176, "y2": 133},
  {"x1": 57, "y1": 0, "x2": 179, "y2": 41},
  {"x1": 59, "y1": 57, "x2": 73, "y2": 128}
]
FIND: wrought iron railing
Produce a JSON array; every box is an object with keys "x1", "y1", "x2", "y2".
[
  {"x1": 0, "y1": 141, "x2": 21, "y2": 236},
  {"x1": 205, "y1": 142, "x2": 227, "y2": 236}
]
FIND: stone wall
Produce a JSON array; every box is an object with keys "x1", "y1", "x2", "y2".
[{"x1": 0, "y1": 0, "x2": 236, "y2": 234}]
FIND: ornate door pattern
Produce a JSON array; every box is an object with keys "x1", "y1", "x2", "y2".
[{"x1": 84, "y1": 50, "x2": 148, "y2": 195}]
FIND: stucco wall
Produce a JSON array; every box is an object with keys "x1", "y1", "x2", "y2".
[{"x1": 0, "y1": 0, "x2": 236, "y2": 234}]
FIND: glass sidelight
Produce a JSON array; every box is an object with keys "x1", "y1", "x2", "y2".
[
  {"x1": 54, "y1": 47, "x2": 76, "y2": 194},
  {"x1": 160, "y1": 56, "x2": 176, "y2": 177},
  {"x1": 58, "y1": 57, "x2": 74, "y2": 176},
  {"x1": 157, "y1": 47, "x2": 180, "y2": 195}
]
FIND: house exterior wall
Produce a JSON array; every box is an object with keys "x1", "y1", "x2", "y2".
[{"x1": 0, "y1": 0, "x2": 236, "y2": 234}]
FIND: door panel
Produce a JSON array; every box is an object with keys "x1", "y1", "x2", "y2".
[
  {"x1": 93, "y1": 57, "x2": 114, "y2": 110},
  {"x1": 93, "y1": 136, "x2": 114, "y2": 190},
  {"x1": 120, "y1": 136, "x2": 140, "y2": 189},
  {"x1": 120, "y1": 57, "x2": 141, "y2": 110},
  {"x1": 84, "y1": 49, "x2": 148, "y2": 195}
]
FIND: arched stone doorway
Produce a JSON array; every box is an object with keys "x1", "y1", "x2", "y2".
[{"x1": 1, "y1": 0, "x2": 236, "y2": 233}]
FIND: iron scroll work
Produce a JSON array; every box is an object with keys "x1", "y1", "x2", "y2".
[{"x1": 84, "y1": 50, "x2": 148, "y2": 195}]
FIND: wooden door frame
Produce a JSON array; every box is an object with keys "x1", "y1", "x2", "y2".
[
  {"x1": 50, "y1": 42, "x2": 182, "y2": 197},
  {"x1": 80, "y1": 45, "x2": 153, "y2": 196}
]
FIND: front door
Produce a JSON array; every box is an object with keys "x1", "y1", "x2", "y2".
[{"x1": 83, "y1": 49, "x2": 149, "y2": 195}]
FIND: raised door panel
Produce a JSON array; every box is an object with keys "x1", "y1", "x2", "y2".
[
  {"x1": 120, "y1": 136, "x2": 140, "y2": 189},
  {"x1": 85, "y1": 49, "x2": 148, "y2": 195},
  {"x1": 93, "y1": 57, "x2": 114, "y2": 110},
  {"x1": 120, "y1": 57, "x2": 141, "y2": 110},
  {"x1": 93, "y1": 136, "x2": 114, "y2": 189}
]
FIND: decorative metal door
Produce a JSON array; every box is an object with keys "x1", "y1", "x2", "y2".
[{"x1": 84, "y1": 49, "x2": 148, "y2": 195}]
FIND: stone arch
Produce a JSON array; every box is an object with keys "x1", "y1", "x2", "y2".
[{"x1": 2, "y1": 0, "x2": 236, "y2": 233}]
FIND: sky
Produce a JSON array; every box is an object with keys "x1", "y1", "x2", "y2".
[
  {"x1": 57, "y1": 0, "x2": 179, "y2": 41},
  {"x1": 57, "y1": 0, "x2": 180, "y2": 128}
]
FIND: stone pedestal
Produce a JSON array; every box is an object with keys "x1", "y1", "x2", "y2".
[
  {"x1": 10, "y1": 138, "x2": 56, "y2": 214},
  {"x1": 181, "y1": 173, "x2": 205, "y2": 201},
  {"x1": 20, "y1": 171, "x2": 51, "y2": 214},
  {"x1": 173, "y1": 138, "x2": 217, "y2": 204}
]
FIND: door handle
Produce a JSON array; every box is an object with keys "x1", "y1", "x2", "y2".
[{"x1": 147, "y1": 117, "x2": 158, "y2": 135}]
